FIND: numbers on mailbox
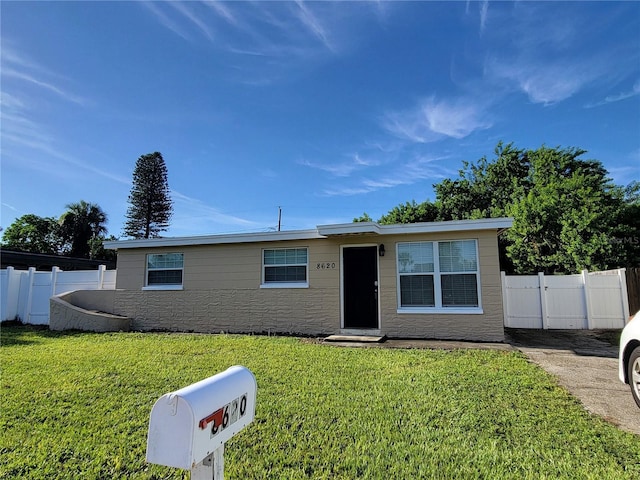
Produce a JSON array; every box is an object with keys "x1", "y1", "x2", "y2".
[{"x1": 200, "y1": 393, "x2": 249, "y2": 438}]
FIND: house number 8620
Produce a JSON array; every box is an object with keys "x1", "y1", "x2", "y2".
[{"x1": 316, "y1": 262, "x2": 336, "y2": 270}]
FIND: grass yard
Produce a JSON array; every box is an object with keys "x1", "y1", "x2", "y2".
[{"x1": 1, "y1": 326, "x2": 639, "y2": 479}]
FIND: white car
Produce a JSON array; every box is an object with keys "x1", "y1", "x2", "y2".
[{"x1": 619, "y1": 310, "x2": 640, "y2": 408}]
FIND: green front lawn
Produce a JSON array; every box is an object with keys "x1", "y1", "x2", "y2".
[{"x1": 1, "y1": 326, "x2": 638, "y2": 479}]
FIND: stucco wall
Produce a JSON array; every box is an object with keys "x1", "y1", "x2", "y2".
[
  {"x1": 376, "y1": 230, "x2": 504, "y2": 341},
  {"x1": 50, "y1": 291, "x2": 130, "y2": 332},
  {"x1": 112, "y1": 230, "x2": 504, "y2": 341},
  {"x1": 113, "y1": 288, "x2": 339, "y2": 335},
  {"x1": 62, "y1": 289, "x2": 118, "y2": 313}
]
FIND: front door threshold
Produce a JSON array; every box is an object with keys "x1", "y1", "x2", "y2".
[
  {"x1": 339, "y1": 328, "x2": 382, "y2": 336},
  {"x1": 325, "y1": 334, "x2": 386, "y2": 343}
]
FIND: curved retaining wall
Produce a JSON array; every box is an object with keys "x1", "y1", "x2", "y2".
[{"x1": 50, "y1": 290, "x2": 130, "y2": 332}]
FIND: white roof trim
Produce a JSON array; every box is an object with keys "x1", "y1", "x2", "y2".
[
  {"x1": 316, "y1": 222, "x2": 382, "y2": 236},
  {"x1": 105, "y1": 217, "x2": 513, "y2": 250},
  {"x1": 104, "y1": 229, "x2": 325, "y2": 250},
  {"x1": 318, "y1": 217, "x2": 513, "y2": 236},
  {"x1": 377, "y1": 217, "x2": 513, "y2": 235}
]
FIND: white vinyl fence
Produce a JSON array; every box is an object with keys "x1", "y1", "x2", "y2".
[
  {"x1": 0, "y1": 266, "x2": 116, "y2": 325},
  {"x1": 502, "y1": 269, "x2": 630, "y2": 329}
]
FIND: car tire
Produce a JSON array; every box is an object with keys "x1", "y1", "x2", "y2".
[{"x1": 628, "y1": 346, "x2": 640, "y2": 408}]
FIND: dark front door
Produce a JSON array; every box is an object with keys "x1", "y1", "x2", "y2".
[{"x1": 343, "y1": 246, "x2": 379, "y2": 329}]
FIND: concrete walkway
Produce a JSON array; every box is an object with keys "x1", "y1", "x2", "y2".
[{"x1": 322, "y1": 329, "x2": 640, "y2": 436}]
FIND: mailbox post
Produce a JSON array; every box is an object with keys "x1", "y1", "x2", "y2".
[{"x1": 146, "y1": 365, "x2": 257, "y2": 480}]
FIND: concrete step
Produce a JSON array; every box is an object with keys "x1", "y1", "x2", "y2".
[{"x1": 324, "y1": 334, "x2": 386, "y2": 343}]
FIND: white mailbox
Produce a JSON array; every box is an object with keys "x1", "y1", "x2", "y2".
[{"x1": 146, "y1": 365, "x2": 257, "y2": 475}]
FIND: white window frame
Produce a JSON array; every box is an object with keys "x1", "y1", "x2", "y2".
[
  {"x1": 396, "y1": 240, "x2": 482, "y2": 314},
  {"x1": 261, "y1": 247, "x2": 309, "y2": 289},
  {"x1": 143, "y1": 253, "x2": 184, "y2": 291}
]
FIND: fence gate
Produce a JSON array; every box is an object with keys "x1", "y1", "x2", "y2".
[{"x1": 502, "y1": 269, "x2": 630, "y2": 329}]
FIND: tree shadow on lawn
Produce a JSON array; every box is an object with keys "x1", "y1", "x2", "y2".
[{"x1": 1, "y1": 321, "x2": 94, "y2": 346}]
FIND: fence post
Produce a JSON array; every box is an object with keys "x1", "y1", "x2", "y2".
[
  {"x1": 51, "y1": 266, "x2": 61, "y2": 297},
  {"x1": 538, "y1": 272, "x2": 548, "y2": 329},
  {"x1": 22, "y1": 267, "x2": 36, "y2": 324},
  {"x1": 501, "y1": 271, "x2": 509, "y2": 328},
  {"x1": 582, "y1": 270, "x2": 593, "y2": 329},
  {"x1": 619, "y1": 268, "x2": 630, "y2": 324},
  {"x1": 98, "y1": 265, "x2": 106, "y2": 289},
  {"x1": 3, "y1": 267, "x2": 13, "y2": 320}
]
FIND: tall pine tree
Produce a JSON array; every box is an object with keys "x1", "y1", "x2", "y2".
[{"x1": 124, "y1": 152, "x2": 173, "y2": 239}]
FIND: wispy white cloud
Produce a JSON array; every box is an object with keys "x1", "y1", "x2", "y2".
[
  {"x1": 606, "y1": 162, "x2": 640, "y2": 186},
  {"x1": 423, "y1": 97, "x2": 492, "y2": 138},
  {"x1": 322, "y1": 154, "x2": 453, "y2": 197},
  {"x1": 0, "y1": 46, "x2": 123, "y2": 185},
  {"x1": 585, "y1": 80, "x2": 640, "y2": 108},
  {"x1": 141, "y1": 0, "x2": 384, "y2": 82},
  {"x1": 2, "y1": 203, "x2": 18, "y2": 212},
  {"x1": 382, "y1": 110, "x2": 438, "y2": 144},
  {"x1": 140, "y1": 1, "x2": 192, "y2": 41},
  {"x1": 485, "y1": 58, "x2": 591, "y2": 105},
  {"x1": 293, "y1": 0, "x2": 334, "y2": 52},
  {"x1": 300, "y1": 153, "x2": 382, "y2": 178},
  {"x1": 383, "y1": 96, "x2": 492, "y2": 142},
  {"x1": 3, "y1": 125, "x2": 132, "y2": 186},
  {"x1": 309, "y1": 2, "x2": 636, "y2": 200},
  {"x1": 305, "y1": 90, "x2": 485, "y2": 198},
  {"x1": 1, "y1": 46, "x2": 61, "y2": 77},
  {"x1": 1, "y1": 112, "x2": 55, "y2": 146},
  {"x1": 465, "y1": 0, "x2": 490, "y2": 35},
  {"x1": 168, "y1": 1, "x2": 215, "y2": 41},
  {"x1": 323, "y1": 186, "x2": 374, "y2": 197},
  {"x1": 203, "y1": 0, "x2": 238, "y2": 26},
  {"x1": 479, "y1": 0, "x2": 489, "y2": 35},
  {"x1": 0, "y1": 92, "x2": 25, "y2": 109},
  {"x1": 2, "y1": 68, "x2": 89, "y2": 106},
  {"x1": 227, "y1": 47, "x2": 270, "y2": 57},
  {"x1": 1, "y1": 46, "x2": 89, "y2": 106},
  {"x1": 170, "y1": 190, "x2": 259, "y2": 231},
  {"x1": 480, "y1": 3, "x2": 638, "y2": 106}
]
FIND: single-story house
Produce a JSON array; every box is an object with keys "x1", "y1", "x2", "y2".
[{"x1": 103, "y1": 217, "x2": 513, "y2": 341}]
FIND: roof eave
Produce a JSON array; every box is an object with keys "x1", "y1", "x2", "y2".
[
  {"x1": 378, "y1": 217, "x2": 514, "y2": 235},
  {"x1": 104, "y1": 229, "x2": 325, "y2": 250},
  {"x1": 104, "y1": 217, "x2": 514, "y2": 250}
]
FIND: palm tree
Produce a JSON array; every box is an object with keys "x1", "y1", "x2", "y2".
[{"x1": 59, "y1": 201, "x2": 108, "y2": 258}]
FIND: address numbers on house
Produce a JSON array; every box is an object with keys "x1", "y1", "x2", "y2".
[{"x1": 316, "y1": 262, "x2": 337, "y2": 270}]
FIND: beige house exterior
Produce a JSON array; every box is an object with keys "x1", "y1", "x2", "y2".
[{"x1": 104, "y1": 218, "x2": 512, "y2": 341}]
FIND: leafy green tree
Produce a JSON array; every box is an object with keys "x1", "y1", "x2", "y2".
[
  {"x1": 1, "y1": 214, "x2": 62, "y2": 254},
  {"x1": 371, "y1": 142, "x2": 639, "y2": 274},
  {"x1": 378, "y1": 200, "x2": 440, "y2": 224},
  {"x1": 59, "y1": 201, "x2": 108, "y2": 258},
  {"x1": 353, "y1": 212, "x2": 374, "y2": 222},
  {"x1": 89, "y1": 234, "x2": 118, "y2": 262},
  {"x1": 124, "y1": 151, "x2": 173, "y2": 239},
  {"x1": 434, "y1": 142, "x2": 530, "y2": 221},
  {"x1": 609, "y1": 181, "x2": 640, "y2": 267}
]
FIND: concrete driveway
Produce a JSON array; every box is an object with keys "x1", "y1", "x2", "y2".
[{"x1": 505, "y1": 329, "x2": 640, "y2": 436}]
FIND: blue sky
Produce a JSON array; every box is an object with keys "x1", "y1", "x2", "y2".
[{"x1": 1, "y1": 1, "x2": 639, "y2": 238}]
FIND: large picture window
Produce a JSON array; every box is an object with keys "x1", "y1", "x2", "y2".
[
  {"x1": 262, "y1": 248, "x2": 308, "y2": 287},
  {"x1": 146, "y1": 253, "x2": 184, "y2": 288},
  {"x1": 397, "y1": 240, "x2": 480, "y2": 311}
]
